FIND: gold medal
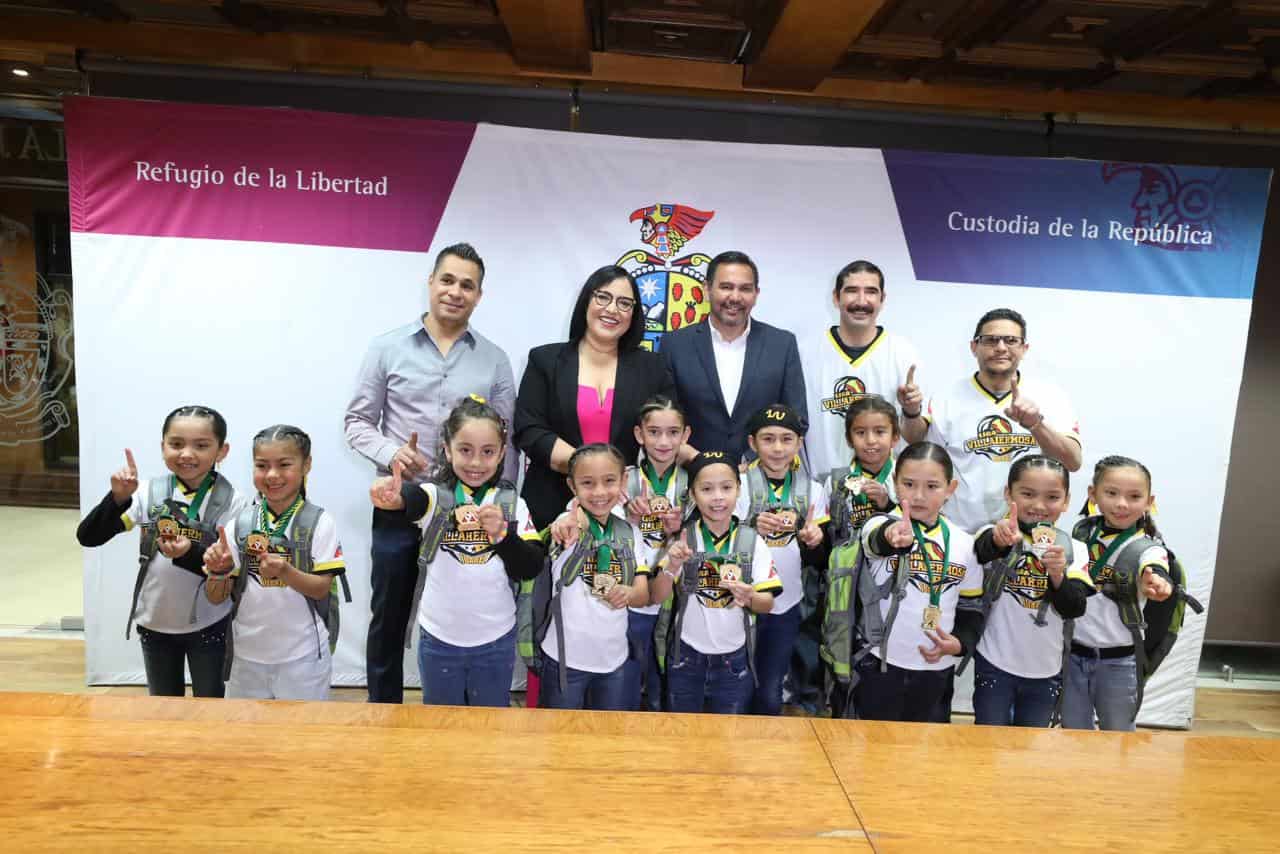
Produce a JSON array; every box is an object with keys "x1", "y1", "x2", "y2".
[
  {"x1": 156, "y1": 518, "x2": 180, "y2": 540},
  {"x1": 1031, "y1": 524, "x2": 1055, "y2": 560},
  {"x1": 245, "y1": 532, "x2": 270, "y2": 555},
  {"x1": 921, "y1": 605, "x2": 942, "y2": 632},
  {"x1": 719, "y1": 562, "x2": 741, "y2": 585},
  {"x1": 775, "y1": 509, "x2": 798, "y2": 531},
  {"x1": 847, "y1": 477, "x2": 865, "y2": 497},
  {"x1": 592, "y1": 572, "x2": 617, "y2": 597},
  {"x1": 454, "y1": 505, "x2": 482, "y2": 532},
  {"x1": 649, "y1": 496, "x2": 672, "y2": 514}
]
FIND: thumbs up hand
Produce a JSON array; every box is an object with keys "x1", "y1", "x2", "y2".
[
  {"x1": 992, "y1": 504, "x2": 1021, "y2": 549},
  {"x1": 885, "y1": 510, "x2": 915, "y2": 550}
]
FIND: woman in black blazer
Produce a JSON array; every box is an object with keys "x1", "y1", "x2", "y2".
[{"x1": 515, "y1": 265, "x2": 678, "y2": 529}]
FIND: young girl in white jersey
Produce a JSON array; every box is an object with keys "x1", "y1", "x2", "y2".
[
  {"x1": 369, "y1": 396, "x2": 545, "y2": 707},
  {"x1": 737, "y1": 404, "x2": 826, "y2": 716},
  {"x1": 621, "y1": 395, "x2": 690, "y2": 711},
  {"x1": 970, "y1": 455, "x2": 1092, "y2": 727},
  {"x1": 539, "y1": 443, "x2": 655, "y2": 710},
  {"x1": 76, "y1": 405, "x2": 243, "y2": 698},
  {"x1": 854, "y1": 442, "x2": 986, "y2": 722},
  {"x1": 202, "y1": 425, "x2": 346, "y2": 701},
  {"x1": 652, "y1": 450, "x2": 781, "y2": 715},
  {"x1": 1062, "y1": 455, "x2": 1175, "y2": 731}
]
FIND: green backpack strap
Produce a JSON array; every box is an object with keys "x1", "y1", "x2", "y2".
[
  {"x1": 125, "y1": 476, "x2": 175, "y2": 639},
  {"x1": 827, "y1": 467, "x2": 852, "y2": 544}
]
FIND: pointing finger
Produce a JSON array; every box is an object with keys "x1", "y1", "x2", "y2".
[
  {"x1": 391, "y1": 459, "x2": 403, "y2": 490},
  {"x1": 217, "y1": 525, "x2": 230, "y2": 550},
  {"x1": 408, "y1": 431, "x2": 419, "y2": 452},
  {"x1": 125, "y1": 448, "x2": 137, "y2": 474},
  {"x1": 906, "y1": 364, "x2": 916, "y2": 387}
]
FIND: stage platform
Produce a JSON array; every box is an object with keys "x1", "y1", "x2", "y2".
[{"x1": 0, "y1": 692, "x2": 1273, "y2": 852}]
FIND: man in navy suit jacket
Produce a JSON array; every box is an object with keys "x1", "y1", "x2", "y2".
[{"x1": 661, "y1": 250, "x2": 807, "y2": 460}]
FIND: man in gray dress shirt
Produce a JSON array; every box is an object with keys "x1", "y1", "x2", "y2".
[{"x1": 345, "y1": 242, "x2": 516, "y2": 703}]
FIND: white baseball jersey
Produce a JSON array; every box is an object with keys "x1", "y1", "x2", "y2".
[
  {"x1": 803, "y1": 327, "x2": 920, "y2": 477},
  {"x1": 121, "y1": 477, "x2": 247, "y2": 633},
  {"x1": 861, "y1": 512, "x2": 983, "y2": 671},
  {"x1": 674, "y1": 523, "x2": 780, "y2": 655},
  {"x1": 976, "y1": 528, "x2": 1093, "y2": 679},
  {"x1": 540, "y1": 519, "x2": 655, "y2": 674},
  {"x1": 413, "y1": 483, "x2": 542, "y2": 648},
  {"x1": 226, "y1": 501, "x2": 345, "y2": 665},
  {"x1": 925, "y1": 373, "x2": 1082, "y2": 533},
  {"x1": 734, "y1": 471, "x2": 829, "y2": 615}
]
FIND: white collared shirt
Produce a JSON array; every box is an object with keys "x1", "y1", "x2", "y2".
[{"x1": 710, "y1": 318, "x2": 751, "y2": 413}]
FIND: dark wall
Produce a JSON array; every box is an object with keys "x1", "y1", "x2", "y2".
[{"x1": 87, "y1": 67, "x2": 1279, "y2": 644}]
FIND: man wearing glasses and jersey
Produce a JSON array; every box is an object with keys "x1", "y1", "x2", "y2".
[{"x1": 900, "y1": 308, "x2": 1083, "y2": 534}]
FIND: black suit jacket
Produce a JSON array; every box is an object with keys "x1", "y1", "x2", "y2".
[
  {"x1": 514, "y1": 341, "x2": 678, "y2": 529},
  {"x1": 661, "y1": 318, "x2": 807, "y2": 460}
]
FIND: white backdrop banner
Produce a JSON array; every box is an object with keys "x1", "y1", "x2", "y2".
[{"x1": 66, "y1": 96, "x2": 1270, "y2": 727}]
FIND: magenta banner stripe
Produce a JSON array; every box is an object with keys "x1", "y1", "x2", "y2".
[{"x1": 65, "y1": 96, "x2": 476, "y2": 253}]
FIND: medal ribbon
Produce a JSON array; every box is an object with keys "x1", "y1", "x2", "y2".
[
  {"x1": 849, "y1": 457, "x2": 893, "y2": 505},
  {"x1": 641, "y1": 459, "x2": 675, "y2": 499},
  {"x1": 911, "y1": 518, "x2": 951, "y2": 607},
  {"x1": 699, "y1": 519, "x2": 736, "y2": 558},
  {"x1": 1086, "y1": 523, "x2": 1139, "y2": 582},
  {"x1": 172, "y1": 472, "x2": 216, "y2": 520},
  {"x1": 259, "y1": 493, "x2": 304, "y2": 538},
  {"x1": 587, "y1": 514, "x2": 615, "y2": 581},
  {"x1": 454, "y1": 482, "x2": 491, "y2": 507},
  {"x1": 766, "y1": 469, "x2": 793, "y2": 508}
]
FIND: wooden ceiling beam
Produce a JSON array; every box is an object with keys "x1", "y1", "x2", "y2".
[
  {"x1": 744, "y1": 0, "x2": 890, "y2": 91},
  {"x1": 4, "y1": 10, "x2": 1280, "y2": 129},
  {"x1": 493, "y1": 0, "x2": 590, "y2": 72}
]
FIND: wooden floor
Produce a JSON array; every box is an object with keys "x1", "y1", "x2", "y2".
[{"x1": 1, "y1": 691, "x2": 1277, "y2": 853}]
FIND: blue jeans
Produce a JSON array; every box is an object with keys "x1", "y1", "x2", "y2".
[
  {"x1": 666, "y1": 642, "x2": 753, "y2": 715},
  {"x1": 972, "y1": 651, "x2": 1061, "y2": 728},
  {"x1": 624, "y1": 610, "x2": 663, "y2": 712},
  {"x1": 751, "y1": 605, "x2": 802, "y2": 716},
  {"x1": 539, "y1": 655, "x2": 628, "y2": 711},
  {"x1": 1061, "y1": 651, "x2": 1139, "y2": 731},
  {"x1": 417, "y1": 625, "x2": 516, "y2": 708},
  {"x1": 367, "y1": 513, "x2": 421, "y2": 704}
]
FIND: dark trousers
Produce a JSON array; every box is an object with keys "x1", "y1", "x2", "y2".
[
  {"x1": 137, "y1": 615, "x2": 229, "y2": 698},
  {"x1": 367, "y1": 511, "x2": 421, "y2": 704},
  {"x1": 751, "y1": 605, "x2": 803, "y2": 716},
  {"x1": 854, "y1": 655, "x2": 954, "y2": 723},
  {"x1": 624, "y1": 610, "x2": 663, "y2": 712}
]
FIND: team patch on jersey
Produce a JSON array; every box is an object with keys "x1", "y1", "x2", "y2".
[
  {"x1": 1004, "y1": 555, "x2": 1050, "y2": 610},
  {"x1": 962, "y1": 414, "x2": 1037, "y2": 461},
  {"x1": 583, "y1": 553, "x2": 626, "y2": 589},
  {"x1": 821, "y1": 376, "x2": 869, "y2": 417},
  {"x1": 695, "y1": 560, "x2": 736, "y2": 608},
  {"x1": 440, "y1": 528, "x2": 497, "y2": 566},
  {"x1": 638, "y1": 512, "x2": 667, "y2": 546},
  {"x1": 900, "y1": 541, "x2": 967, "y2": 595},
  {"x1": 248, "y1": 542, "x2": 293, "y2": 588}
]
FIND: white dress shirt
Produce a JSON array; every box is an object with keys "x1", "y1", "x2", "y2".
[{"x1": 710, "y1": 318, "x2": 751, "y2": 414}]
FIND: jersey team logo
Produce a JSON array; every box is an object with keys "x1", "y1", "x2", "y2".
[
  {"x1": 440, "y1": 528, "x2": 496, "y2": 566},
  {"x1": 903, "y1": 541, "x2": 966, "y2": 595},
  {"x1": 964, "y1": 415, "x2": 1036, "y2": 461},
  {"x1": 696, "y1": 560, "x2": 735, "y2": 608},
  {"x1": 618, "y1": 203, "x2": 715, "y2": 352},
  {"x1": 1005, "y1": 555, "x2": 1050, "y2": 610},
  {"x1": 821, "y1": 376, "x2": 868, "y2": 417}
]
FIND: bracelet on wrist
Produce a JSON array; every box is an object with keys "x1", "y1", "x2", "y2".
[{"x1": 902, "y1": 408, "x2": 922, "y2": 419}]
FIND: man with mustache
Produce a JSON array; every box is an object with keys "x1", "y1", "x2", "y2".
[
  {"x1": 661, "y1": 250, "x2": 807, "y2": 461},
  {"x1": 803, "y1": 260, "x2": 923, "y2": 477},
  {"x1": 345, "y1": 242, "x2": 518, "y2": 704}
]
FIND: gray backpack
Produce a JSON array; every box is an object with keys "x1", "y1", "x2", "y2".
[
  {"x1": 744, "y1": 465, "x2": 810, "y2": 529},
  {"x1": 224, "y1": 500, "x2": 352, "y2": 681},
  {"x1": 653, "y1": 521, "x2": 759, "y2": 681},
  {"x1": 128, "y1": 473, "x2": 235, "y2": 638},
  {"x1": 404, "y1": 481, "x2": 520, "y2": 648}
]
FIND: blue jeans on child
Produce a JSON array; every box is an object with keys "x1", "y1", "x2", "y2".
[
  {"x1": 538, "y1": 655, "x2": 628, "y2": 711},
  {"x1": 972, "y1": 651, "x2": 1061, "y2": 727},
  {"x1": 751, "y1": 605, "x2": 802, "y2": 716},
  {"x1": 417, "y1": 625, "x2": 516, "y2": 708},
  {"x1": 624, "y1": 610, "x2": 663, "y2": 712},
  {"x1": 666, "y1": 642, "x2": 752, "y2": 715},
  {"x1": 1060, "y1": 649, "x2": 1139, "y2": 732}
]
